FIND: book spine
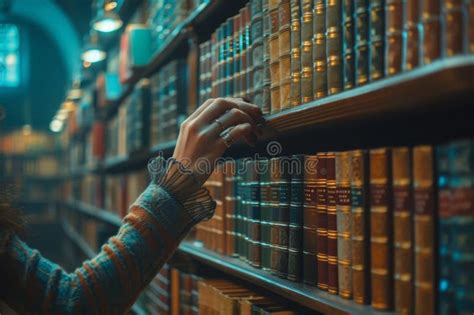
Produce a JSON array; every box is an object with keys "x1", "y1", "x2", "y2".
[
  {"x1": 225, "y1": 161, "x2": 237, "y2": 257},
  {"x1": 343, "y1": 0, "x2": 355, "y2": 90},
  {"x1": 259, "y1": 159, "x2": 272, "y2": 271},
  {"x1": 251, "y1": 0, "x2": 265, "y2": 110},
  {"x1": 392, "y1": 147, "x2": 414, "y2": 315},
  {"x1": 303, "y1": 154, "x2": 319, "y2": 286},
  {"x1": 336, "y1": 151, "x2": 352, "y2": 299},
  {"x1": 288, "y1": 155, "x2": 304, "y2": 282},
  {"x1": 236, "y1": 160, "x2": 245, "y2": 259},
  {"x1": 290, "y1": 0, "x2": 302, "y2": 107},
  {"x1": 369, "y1": 0, "x2": 385, "y2": 81},
  {"x1": 350, "y1": 150, "x2": 370, "y2": 304},
  {"x1": 218, "y1": 25, "x2": 225, "y2": 97},
  {"x1": 385, "y1": 0, "x2": 404, "y2": 75},
  {"x1": 467, "y1": 0, "x2": 474, "y2": 53},
  {"x1": 404, "y1": 0, "x2": 420, "y2": 70},
  {"x1": 211, "y1": 32, "x2": 219, "y2": 98},
  {"x1": 269, "y1": 0, "x2": 281, "y2": 113},
  {"x1": 370, "y1": 148, "x2": 393, "y2": 310},
  {"x1": 442, "y1": 0, "x2": 465, "y2": 57},
  {"x1": 247, "y1": 160, "x2": 262, "y2": 268},
  {"x1": 279, "y1": 0, "x2": 292, "y2": 110},
  {"x1": 234, "y1": 14, "x2": 242, "y2": 99},
  {"x1": 226, "y1": 18, "x2": 235, "y2": 97},
  {"x1": 242, "y1": 161, "x2": 250, "y2": 262},
  {"x1": 301, "y1": 0, "x2": 314, "y2": 103},
  {"x1": 199, "y1": 42, "x2": 207, "y2": 104},
  {"x1": 241, "y1": 6, "x2": 251, "y2": 100},
  {"x1": 327, "y1": 152, "x2": 338, "y2": 295},
  {"x1": 436, "y1": 144, "x2": 454, "y2": 315},
  {"x1": 326, "y1": 0, "x2": 344, "y2": 95},
  {"x1": 313, "y1": 0, "x2": 327, "y2": 99},
  {"x1": 420, "y1": 0, "x2": 442, "y2": 65},
  {"x1": 316, "y1": 153, "x2": 328, "y2": 290},
  {"x1": 413, "y1": 145, "x2": 435, "y2": 315},
  {"x1": 262, "y1": 0, "x2": 272, "y2": 114},
  {"x1": 355, "y1": 0, "x2": 370, "y2": 85},
  {"x1": 448, "y1": 140, "x2": 474, "y2": 315}
]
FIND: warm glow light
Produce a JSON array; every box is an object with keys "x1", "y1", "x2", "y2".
[
  {"x1": 105, "y1": 1, "x2": 118, "y2": 11},
  {"x1": 22, "y1": 124, "x2": 32, "y2": 136},
  {"x1": 62, "y1": 101, "x2": 76, "y2": 112},
  {"x1": 93, "y1": 11, "x2": 123, "y2": 33},
  {"x1": 81, "y1": 48, "x2": 107, "y2": 63},
  {"x1": 6, "y1": 54, "x2": 17, "y2": 66},
  {"x1": 50, "y1": 120, "x2": 63, "y2": 133},
  {"x1": 83, "y1": 61, "x2": 92, "y2": 68},
  {"x1": 56, "y1": 110, "x2": 68, "y2": 120},
  {"x1": 68, "y1": 88, "x2": 83, "y2": 100}
]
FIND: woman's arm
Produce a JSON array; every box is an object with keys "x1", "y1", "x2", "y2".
[{"x1": 0, "y1": 98, "x2": 263, "y2": 314}]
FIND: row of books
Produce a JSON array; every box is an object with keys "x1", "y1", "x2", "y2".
[
  {"x1": 196, "y1": 138, "x2": 474, "y2": 313},
  {"x1": 0, "y1": 155, "x2": 61, "y2": 177},
  {"x1": 199, "y1": 0, "x2": 474, "y2": 114},
  {"x1": 0, "y1": 130, "x2": 59, "y2": 154}
]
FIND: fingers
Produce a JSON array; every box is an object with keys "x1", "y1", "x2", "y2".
[
  {"x1": 205, "y1": 107, "x2": 258, "y2": 137},
  {"x1": 216, "y1": 123, "x2": 254, "y2": 155},
  {"x1": 195, "y1": 98, "x2": 264, "y2": 128}
]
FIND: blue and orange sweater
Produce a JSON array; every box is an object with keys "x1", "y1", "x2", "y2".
[{"x1": 0, "y1": 158, "x2": 215, "y2": 314}]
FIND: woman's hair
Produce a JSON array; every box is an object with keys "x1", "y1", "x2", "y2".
[{"x1": 0, "y1": 184, "x2": 24, "y2": 233}]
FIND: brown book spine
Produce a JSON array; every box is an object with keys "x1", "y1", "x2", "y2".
[
  {"x1": 392, "y1": 147, "x2": 414, "y2": 315},
  {"x1": 420, "y1": 0, "x2": 442, "y2": 65},
  {"x1": 316, "y1": 153, "x2": 328, "y2": 290},
  {"x1": 313, "y1": 0, "x2": 327, "y2": 99},
  {"x1": 303, "y1": 154, "x2": 319, "y2": 286},
  {"x1": 262, "y1": 0, "x2": 272, "y2": 114},
  {"x1": 385, "y1": 0, "x2": 404, "y2": 75},
  {"x1": 269, "y1": 0, "x2": 281, "y2": 113},
  {"x1": 443, "y1": 0, "x2": 465, "y2": 56},
  {"x1": 211, "y1": 32, "x2": 219, "y2": 98},
  {"x1": 413, "y1": 145, "x2": 435, "y2": 315},
  {"x1": 404, "y1": 0, "x2": 420, "y2": 70},
  {"x1": 355, "y1": 0, "x2": 370, "y2": 85},
  {"x1": 259, "y1": 159, "x2": 272, "y2": 271},
  {"x1": 290, "y1": 0, "x2": 302, "y2": 107},
  {"x1": 301, "y1": 0, "x2": 314, "y2": 103},
  {"x1": 234, "y1": 14, "x2": 242, "y2": 99},
  {"x1": 243, "y1": 4, "x2": 252, "y2": 100},
  {"x1": 225, "y1": 161, "x2": 237, "y2": 257},
  {"x1": 247, "y1": 160, "x2": 262, "y2": 268},
  {"x1": 343, "y1": 0, "x2": 355, "y2": 89},
  {"x1": 327, "y1": 152, "x2": 338, "y2": 295},
  {"x1": 468, "y1": 1, "x2": 474, "y2": 53},
  {"x1": 326, "y1": 0, "x2": 344, "y2": 95},
  {"x1": 350, "y1": 150, "x2": 370, "y2": 304},
  {"x1": 369, "y1": 0, "x2": 385, "y2": 81},
  {"x1": 336, "y1": 152, "x2": 352, "y2": 299},
  {"x1": 370, "y1": 148, "x2": 393, "y2": 310},
  {"x1": 279, "y1": 0, "x2": 292, "y2": 110}
]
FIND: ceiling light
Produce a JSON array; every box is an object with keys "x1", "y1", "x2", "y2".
[
  {"x1": 50, "y1": 120, "x2": 63, "y2": 133},
  {"x1": 81, "y1": 46, "x2": 107, "y2": 63},
  {"x1": 105, "y1": 1, "x2": 118, "y2": 11},
  {"x1": 93, "y1": 10, "x2": 123, "y2": 33},
  {"x1": 22, "y1": 124, "x2": 32, "y2": 136}
]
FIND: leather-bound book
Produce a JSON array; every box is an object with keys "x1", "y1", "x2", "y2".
[
  {"x1": 355, "y1": 0, "x2": 370, "y2": 85},
  {"x1": 385, "y1": 0, "x2": 403, "y2": 75},
  {"x1": 224, "y1": 160, "x2": 237, "y2": 257},
  {"x1": 217, "y1": 25, "x2": 225, "y2": 97},
  {"x1": 447, "y1": 140, "x2": 474, "y2": 315},
  {"x1": 247, "y1": 159, "x2": 262, "y2": 268},
  {"x1": 270, "y1": 157, "x2": 291, "y2": 278},
  {"x1": 269, "y1": 0, "x2": 281, "y2": 113},
  {"x1": 251, "y1": 0, "x2": 264, "y2": 109},
  {"x1": 420, "y1": 0, "x2": 441, "y2": 65},
  {"x1": 369, "y1": 0, "x2": 385, "y2": 81},
  {"x1": 211, "y1": 32, "x2": 218, "y2": 98},
  {"x1": 370, "y1": 148, "x2": 393, "y2": 310},
  {"x1": 343, "y1": 0, "x2": 355, "y2": 90},
  {"x1": 301, "y1": 0, "x2": 314, "y2": 103},
  {"x1": 326, "y1": 0, "x2": 344, "y2": 95},
  {"x1": 313, "y1": 0, "x2": 327, "y2": 99},
  {"x1": 442, "y1": 0, "x2": 465, "y2": 56},
  {"x1": 392, "y1": 147, "x2": 413, "y2": 315},
  {"x1": 290, "y1": 0, "x2": 302, "y2": 107},
  {"x1": 233, "y1": 14, "x2": 242, "y2": 99},
  {"x1": 226, "y1": 17, "x2": 235, "y2": 97},
  {"x1": 403, "y1": 0, "x2": 419, "y2": 70},
  {"x1": 263, "y1": 0, "x2": 272, "y2": 114},
  {"x1": 327, "y1": 152, "x2": 338, "y2": 295},
  {"x1": 336, "y1": 151, "x2": 352, "y2": 299},
  {"x1": 413, "y1": 145, "x2": 435, "y2": 315},
  {"x1": 235, "y1": 159, "x2": 245, "y2": 259},
  {"x1": 303, "y1": 154, "x2": 318, "y2": 286},
  {"x1": 241, "y1": 5, "x2": 252, "y2": 100},
  {"x1": 279, "y1": 0, "x2": 292, "y2": 110},
  {"x1": 350, "y1": 150, "x2": 370, "y2": 304},
  {"x1": 241, "y1": 161, "x2": 250, "y2": 263},
  {"x1": 260, "y1": 159, "x2": 273, "y2": 271},
  {"x1": 288, "y1": 155, "x2": 304, "y2": 282},
  {"x1": 316, "y1": 152, "x2": 328, "y2": 290},
  {"x1": 468, "y1": 1, "x2": 474, "y2": 53}
]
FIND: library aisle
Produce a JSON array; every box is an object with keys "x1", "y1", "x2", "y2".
[{"x1": 0, "y1": 0, "x2": 473, "y2": 314}]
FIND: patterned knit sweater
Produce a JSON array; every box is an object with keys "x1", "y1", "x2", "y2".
[{"x1": 0, "y1": 158, "x2": 215, "y2": 314}]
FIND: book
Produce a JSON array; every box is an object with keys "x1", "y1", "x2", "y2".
[
  {"x1": 355, "y1": 0, "x2": 370, "y2": 85},
  {"x1": 343, "y1": 0, "x2": 355, "y2": 89},
  {"x1": 420, "y1": 0, "x2": 442, "y2": 65},
  {"x1": 392, "y1": 147, "x2": 413, "y2": 314},
  {"x1": 313, "y1": 0, "x2": 327, "y2": 99},
  {"x1": 336, "y1": 151, "x2": 352, "y2": 299},
  {"x1": 251, "y1": 0, "x2": 265, "y2": 110},
  {"x1": 350, "y1": 150, "x2": 370, "y2": 304},
  {"x1": 279, "y1": 0, "x2": 292, "y2": 110},
  {"x1": 326, "y1": 152, "x2": 338, "y2": 295},
  {"x1": 269, "y1": 0, "x2": 281, "y2": 113},
  {"x1": 262, "y1": 0, "x2": 272, "y2": 113},
  {"x1": 442, "y1": 0, "x2": 465, "y2": 56},
  {"x1": 370, "y1": 148, "x2": 393, "y2": 310},
  {"x1": 404, "y1": 0, "x2": 420, "y2": 70},
  {"x1": 224, "y1": 161, "x2": 238, "y2": 257},
  {"x1": 385, "y1": 0, "x2": 403, "y2": 75},
  {"x1": 413, "y1": 145, "x2": 435, "y2": 315},
  {"x1": 289, "y1": 0, "x2": 302, "y2": 107},
  {"x1": 260, "y1": 159, "x2": 273, "y2": 271},
  {"x1": 247, "y1": 160, "x2": 262, "y2": 268},
  {"x1": 301, "y1": 0, "x2": 314, "y2": 103},
  {"x1": 369, "y1": 0, "x2": 385, "y2": 81},
  {"x1": 326, "y1": 0, "x2": 344, "y2": 95},
  {"x1": 288, "y1": 155, "x2": 304, "y2": 282},
  {"x1": 303, "y1": 154, "x2": 318, "y2": 286}
]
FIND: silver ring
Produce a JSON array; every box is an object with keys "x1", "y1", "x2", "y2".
[
  {"x1": 214, "y1": 118, "x2": 226, "y2": 132},
  {"x1": 221, "y1": 130, "x2": 234, "y2": 148}
]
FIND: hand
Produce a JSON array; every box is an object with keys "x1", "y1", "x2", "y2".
[{"x1": 172, "y1": 97, "x2": 264, "y2": 185}]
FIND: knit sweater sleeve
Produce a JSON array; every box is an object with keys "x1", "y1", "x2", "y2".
[{"x1": 0, "y1": 158, "x2": 215, "y2": 314}]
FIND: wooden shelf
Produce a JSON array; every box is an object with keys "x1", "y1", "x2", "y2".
[
  {"x1": 178, "y1": 242, "x2": 394, "y2": 315},
  {"x1": 65, "y1": 199, "x2": 122, "y2": 227},
  {"x1": 61, "y1": 220, "x2": 96, "y2": 259}
]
